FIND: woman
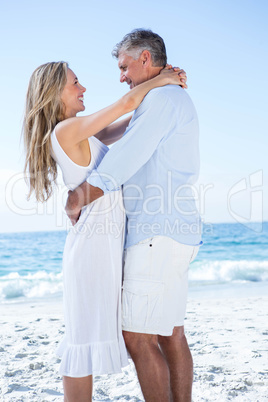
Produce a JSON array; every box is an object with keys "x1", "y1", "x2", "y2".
[{"x1": 23, "y1": 61, "x2": 186, "y2": 401}]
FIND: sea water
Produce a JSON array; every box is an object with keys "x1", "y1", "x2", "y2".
[{"x1": 0, "y1": 222, "x2": 267, "y2": 303}]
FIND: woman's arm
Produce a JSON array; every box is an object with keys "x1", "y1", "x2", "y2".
[
  {"x1": 55, "y1": 68, "x2": 185, "y2": 150},
  {"x1": 94, "y1": 116, "x2": 132, "y2": 146}
]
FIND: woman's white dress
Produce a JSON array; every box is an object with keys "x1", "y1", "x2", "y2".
[{"x1": 51, "y1": 131, "x2": 128, "y2": 377}]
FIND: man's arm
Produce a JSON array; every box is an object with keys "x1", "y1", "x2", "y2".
[
  {"x1": 94, "y1": 116, "x2": 132, "y2": 146},
  {"x1": 66, "y1": 88, "x2": 177, "y2": 223},
  {"x1": 88, "y1": 89, "x2": 176, "y2": 191},
  {"x1": 66, "y1": 183, "x2": 104, "y2": 226},
  {"x1": 94, "y1": 68, "x2": 186, "y2": 146}
]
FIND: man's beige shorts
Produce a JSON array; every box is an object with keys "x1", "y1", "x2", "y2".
[{"x1": 122, "y1": 236, "x2": 199, "y2": 336}]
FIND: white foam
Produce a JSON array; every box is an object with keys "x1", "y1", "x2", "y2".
[
  {"x1": 190, "y1": 259, "x2": 268, "y2": 283},
  {"x1": 1, "y1": 260, "x2": 268, "y2": 302},
  {"x1": 0, "y1": 271, "x2": 63, "y2": 301}
]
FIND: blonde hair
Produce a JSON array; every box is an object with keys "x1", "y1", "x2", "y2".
[{"x1": 23, "y1": 61, "x2": 68, "y2": 202}]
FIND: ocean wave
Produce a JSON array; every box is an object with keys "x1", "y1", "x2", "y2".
[
  {"x1": 190, "y1": 260, "x2": 268, "y2": 284},
  {"x1": 0, "y1": 271, "x2": 63, "y2": 301},
  {"x1": 1, "y1": 260, "x2": 268, "y2": 302}
]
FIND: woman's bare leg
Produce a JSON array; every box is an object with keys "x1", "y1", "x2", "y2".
[{"x1": 63, "y1": 375, "x2": 93, "y2": 402}]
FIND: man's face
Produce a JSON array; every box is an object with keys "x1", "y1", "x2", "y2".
[{"x1": 118, "y1": 52, "x2": 147, "y2": 89}]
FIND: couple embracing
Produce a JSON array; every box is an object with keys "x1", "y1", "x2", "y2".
[{"x1": 24, "y1": 28, "x2": 201, "y2": 402}]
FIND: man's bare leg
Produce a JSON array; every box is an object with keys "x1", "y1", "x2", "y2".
[
  {"x1": 158, "y1": 326, "x2": 193, "y2": 402},
  {"x1": 63, "y1": 375, "x2": 93, "y2": 402},
  {"x1": 123, "y1": 331, "x2": 171, "y2": 402}
]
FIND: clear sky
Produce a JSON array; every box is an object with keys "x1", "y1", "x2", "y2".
[{"x1": 1, "y1": 0, "x2": 267, "y2": 233}]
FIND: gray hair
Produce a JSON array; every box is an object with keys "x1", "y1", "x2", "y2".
[{"x1": 112, "y1": 29, "x2": 167, "y2": 67}]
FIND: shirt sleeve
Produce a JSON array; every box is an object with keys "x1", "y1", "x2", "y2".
[{"x1": 87, "y1": 88, "x2": 176, "y2": 192}]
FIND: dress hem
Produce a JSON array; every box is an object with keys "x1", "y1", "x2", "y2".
[{"x1": 56, "y1": 336, "x2": 129, "y2": 377}]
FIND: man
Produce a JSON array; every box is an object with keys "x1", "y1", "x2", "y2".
[{"x1": 66, "y1": 29, "x2": 201, "y2": 402}]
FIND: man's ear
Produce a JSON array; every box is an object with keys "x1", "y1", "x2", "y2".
[{"x1": 140, "y1": 50, "x2": 152, "y2": 67}]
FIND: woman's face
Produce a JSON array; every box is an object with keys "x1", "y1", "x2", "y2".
[{"x1": 61, "y1": 68, "x2": 86, "y2": 118}]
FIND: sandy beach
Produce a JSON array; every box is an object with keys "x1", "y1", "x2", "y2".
[{"x1": 0, "y1": 295, "x2": 267, "y2": 401}]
